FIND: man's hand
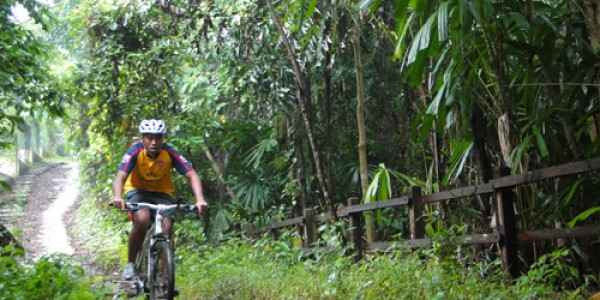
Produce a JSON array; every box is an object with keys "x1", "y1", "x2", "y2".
[
  {"x1": 196, "y1": 201, "x2": 208, "y2": 216},
  {"x1": 186, "y1": 170, "x2": 207, "y2": 217},
  {"x1": 113, "y1": 197, "x2": 125, "y2": 209}
]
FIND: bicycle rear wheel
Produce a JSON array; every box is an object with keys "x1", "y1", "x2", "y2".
[{"x1": 149, "y1": 240, "x2": 174, "y2": 300}]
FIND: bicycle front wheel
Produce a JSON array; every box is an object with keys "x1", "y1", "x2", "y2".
[
  {"x1": 135, "y1": 230, "x2": 151, "y2": 285},
  {"x1": 149, "y1": 240, "x2": 175, "y2": 300}
]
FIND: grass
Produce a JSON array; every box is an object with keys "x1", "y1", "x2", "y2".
[
  {"x1": 68, "y1": 192, "x2": 593, "y2": 300},
  {"x1": 72, "y1": 194, "x2": 128, "y2": 271},
  {"x1": 174, "y1": 235, "x2": 588, "y2": 300}
]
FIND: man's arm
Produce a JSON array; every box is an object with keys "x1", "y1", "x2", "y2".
[
  {"x1": 112, "y1": 170, "x2": 128, "y2": 208},
  {"x1": 185, "y1": 169, "x2": 208, "y2": 215}
]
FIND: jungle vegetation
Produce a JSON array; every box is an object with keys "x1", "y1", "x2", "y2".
[{"x1": 2, "y1": 0, "x2": 600, "y2": 298}]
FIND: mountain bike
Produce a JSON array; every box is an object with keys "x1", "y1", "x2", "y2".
[{"x1": 123, "y1": 202, "x2": 197, "y2": 300}]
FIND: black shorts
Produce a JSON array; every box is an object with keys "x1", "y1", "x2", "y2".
[{"x1": 126, "y1": 189, "x2": 175, "y2": 211}]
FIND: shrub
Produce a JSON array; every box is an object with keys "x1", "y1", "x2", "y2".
[{"x1": 0, "y1": 249, "x2": 100, "y2": 300}]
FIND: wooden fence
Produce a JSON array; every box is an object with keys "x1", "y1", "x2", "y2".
[{"x1": 248, "y1": 157, "x2": 600, "y2": 278}]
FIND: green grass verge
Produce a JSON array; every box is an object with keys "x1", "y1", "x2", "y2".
[
  {"x1": 175, "y1": 238, "x2": 588, "y2": 300},
  {"x1": 70, "y1": 193, "x2": 591, "y2": 300},
  {"x1": 72, "y1": 194, "x2": 128, "y2": 271}
]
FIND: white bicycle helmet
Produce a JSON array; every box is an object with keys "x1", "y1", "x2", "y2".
[{"x1": 139, "y1": 119, "x2": 167, "y2": 135}]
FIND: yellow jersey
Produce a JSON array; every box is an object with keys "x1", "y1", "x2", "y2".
[{"x1": 118, "y1": 142, "x2": 193, "y2": 195}]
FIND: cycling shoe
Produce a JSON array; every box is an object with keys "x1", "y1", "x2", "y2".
[{"x1": 121, "y1": 263, "x2": 136, "y2": 280}]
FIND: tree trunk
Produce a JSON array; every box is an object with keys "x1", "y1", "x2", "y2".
[
  {"x1": 430, "y1": 123, "x2": 441, "y2": 187},
  {"x1": 417, "y1": 80, "x2": 446, "y2": 218},
  {"x1": 323, "y1": 20, "x2": 336, "y2": 212},
  {"x1": 15, "y1": 133, "x2": 22, "y2": 176},
  {"x1": 583, "y1": 0, "x2": 600, "y2": 53},
  {"x1": 352, "y1": 14, "x2": 376, "y2": 243},
  {"x1": 484, "y1": 22, "x2": 515, "y2": 169},
  {"x1": 471, "y1": 102, "x2": 493, "y2": 221},
  {"x1": 497, "y1": 113, "x2": 512, "y2": 167},
  {"x1": 293, "y1": 115, "x2": 309, "y2": 211},
  {"x1": 79, "y1": 102, "x2": 91, "y2": 148},
  {"x1": 268, "y1": 1, "x2": 333, "y2": 213},
  {"x1": 32, "y1": 119, "x2": 42, "y2": 162},
  {"x1": 23, "y1": 122, "x2": 32, "y2": 164},
  {"x1": 202, "y1": 145, "x2": 237, "y2": 201}
]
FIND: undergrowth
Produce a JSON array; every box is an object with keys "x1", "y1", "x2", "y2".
[
  {"x1": 69, "y1": 192, "x2": 593, "y2": 299},
  {"x1": 72, "y1": 194, "x2": 129, "y2": 270},
  {"x1": 172, "y1": 226, "x2": 586, "y2": 299},
  {"x1": 175, "y1": 232, "x2": 589, "y2": 300},
  {"x1": 0, "y1": 246, "x2": 102, "y2": 300}
]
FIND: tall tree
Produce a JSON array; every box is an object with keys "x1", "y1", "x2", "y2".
[{"x1": 267, "y1": 0, "x2": 333, "y2": 212}]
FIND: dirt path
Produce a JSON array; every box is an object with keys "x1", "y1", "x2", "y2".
[
  {"x1": 18, "y1": 162, "x2": 78, "y2": 259},
  {"x1": 16, "y1": 162, "x2": 109, "y2": 276},
  {"x1": 0, "y1": 161, "x2": 123, "y2": 297}
]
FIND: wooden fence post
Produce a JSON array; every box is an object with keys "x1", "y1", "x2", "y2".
[
  {"x1": 495, "y1": 166, "x2": 519, "y2": 278},
  {"x1": 269, "y1": 227, "x2": 279, "y2": 240},
  {"x1": 304, "y1": 208, "x2": 317, "y2": 247},
  {"x1": 347, "y1": 197, "x2": 364, "y2": 261},
  {"x1": 409, "y1": 186, "x2": 425, "y2": 240},
  {"x1": 243, "y1": 223, "x2": 258, "y2": 239}
]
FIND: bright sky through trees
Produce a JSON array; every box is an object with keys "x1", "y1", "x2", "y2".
[{"x1": 9, "y1": 3, "x2": 30, "y2": 24}]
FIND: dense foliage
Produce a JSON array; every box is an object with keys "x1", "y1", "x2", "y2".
[
  {"x1": 0, "y1": 247, "x2": 100, "y2": 300},
  {"x1": 60, "y1": 0, "x2": 600, "y2": 263},
  {"x1": 2, "y1": 0, "x2": 600, "y2": 296},
  {"x1": 0, "y1": 0, "x2": 63, "y2": 147}
]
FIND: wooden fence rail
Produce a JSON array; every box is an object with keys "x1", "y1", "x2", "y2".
[{"x1": 248, "y1": 157, "x2": 600, "y2": 277}]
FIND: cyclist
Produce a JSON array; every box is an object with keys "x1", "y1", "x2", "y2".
[{"x1": 112, "y1": 119, "x2": 208, "y2": 280}]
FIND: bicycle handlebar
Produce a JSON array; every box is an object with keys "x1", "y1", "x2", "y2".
[{"x1": 124, "y1": 202, "x2": 198, "y2": 214}]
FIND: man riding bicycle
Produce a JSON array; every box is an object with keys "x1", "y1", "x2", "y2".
[{"x1": 112, "y1": 119, "x2": 208, "y2": 280}]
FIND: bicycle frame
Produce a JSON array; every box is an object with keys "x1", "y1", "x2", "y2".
[{"x1": 124, "y1": 202, "x2": 196, "y2": 299}]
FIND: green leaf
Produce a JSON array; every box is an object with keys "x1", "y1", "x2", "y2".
[
  {"x1": 561, "y1": 179, "x2": 582, "y2": 207},
  {"x1": 365, "y1": 164, "x2": 392, "y2": 203},
  {"x1": 359, "y1": 0, "x2": 382, "y2": 12},
  {"x1": 427, "y1": 80, "x2": 447, "y2": 115},
  {"x1": 0, "y1": 180, "x2": 11, "y2": 192},
  {"x1": 444, "y1": 141, "x2": 473, "y2": 185},
  {"x1": 568, "y1": 207, "x2": 600, "y2": 228},
  {"x1": 406, "y1": 13, "x2": 436, "y2": 65},
  {"x1": 393, "y1": 0, "x2": 411, "y2": 32},
  {"x1": 510, "y1": 135, "x2": 532, "y2": 172},
  {"x1": 304, "y1": 0, "x2": 318, "y2": 19},
  {"x1": 533, "y1": 126, "x2": 549, "y2": 158},
  {"x1": 437, "y1": 2, "x2": 449, "y2": 42},
  {"x1": 427, "y1": 60, "x2": 454, "y2": 116},
  {"x1": 390, "y1": 170, "x2": 426, "y2": 188},
  {"x1": 394, "y1": 13, "x2": 416, "y2": 60}
]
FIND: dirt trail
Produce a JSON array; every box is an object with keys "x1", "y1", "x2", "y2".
[
  {"x1": 40, "y1": 164, "x2": 79, "y2": 255},
  {"x1": 0, "y1": 161, "x2": 123, "y2": 297},
  {"x1": 17, "y1": 162, "x2": 109, "y2": 277},
  {"x1": 17, "y1": 162, "x2": 78, "y2": 259}
]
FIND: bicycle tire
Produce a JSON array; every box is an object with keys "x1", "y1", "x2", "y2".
[
  {"x1": 135, "y1": 226, "x2": 152, "y2": 287},
  {"x1": 149, "y1": 240, "x2": 175, "y2": 300}
]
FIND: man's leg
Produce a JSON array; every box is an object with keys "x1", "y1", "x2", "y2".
[
  {"x1": 161, "y1": 217, "x2": 172, "y2": 236},
  {"x1": 129, "y1": 208, "x2": 151, "y2": 263}
]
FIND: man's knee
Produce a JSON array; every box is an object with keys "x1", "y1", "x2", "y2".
[{"x1": 132, "y1": 209, "x2": 151, "y2": 228}]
